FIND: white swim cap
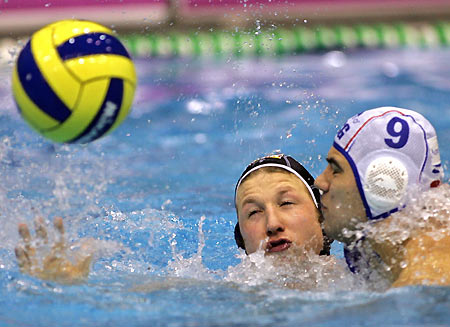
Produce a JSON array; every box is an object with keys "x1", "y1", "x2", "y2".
[{"x1": 333, "y1": 107, "x2": 443, "y2": 220}]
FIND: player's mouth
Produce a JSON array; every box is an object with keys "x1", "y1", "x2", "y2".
[{"x1": 266, "y1": 238, "x2": 292, "y2": 253}]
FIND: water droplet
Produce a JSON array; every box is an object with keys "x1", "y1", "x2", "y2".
[
  {"x1": 382, "y1": 62, "x2": 399, "y2": 78},
  {"x1": 323, "y1": 51, "x2": 346, "y2": 68},
  {"x1": 194, "y1": 133, "x2": 207, "y2": 144}
]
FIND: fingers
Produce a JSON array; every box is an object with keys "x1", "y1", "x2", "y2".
[
  {"x1": 34, "y1": 217, "x2": 48, "y2": 244},
  {"x1": 18, "y1": 223, "x2": 31, "y2": 244},
  {"x1": 15, "y1": 246, "x2": 31, "y2": 272},
  {"x1": 16, "y1": 217, "x2": 74, "y2": 281},
  {"x1": 18, "y1": 223, "x2": 33, "y2": 254},
  {"x1": 17, "y1": 222, "x2": 38, "y2": 272},
  {"x1": 53, "y1": 217, "x2": 66, "y2": 252},
  {"x1": 53, "y1": 217, "x2": 65, "y2": 235}
]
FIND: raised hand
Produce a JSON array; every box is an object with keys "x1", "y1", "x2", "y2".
[{"x1": 15, "y1": 217, "x2": 93, "y2": 283}]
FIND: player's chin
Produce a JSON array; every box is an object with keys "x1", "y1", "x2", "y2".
[{"x1": 322, "y1": 220, "x2": 340, "y2": 242}]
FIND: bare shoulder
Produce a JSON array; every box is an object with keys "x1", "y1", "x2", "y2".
[
  {"x1": 393, "y1": 233, "x2": 450, "y2": 287},
  {"x1": 384, "y1": 184, "x2": 450, "y2": 287}
]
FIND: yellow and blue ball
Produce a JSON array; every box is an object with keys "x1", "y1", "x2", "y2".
[{"x1": 12, "y1": 19, "x2": 136, "y2": 143}]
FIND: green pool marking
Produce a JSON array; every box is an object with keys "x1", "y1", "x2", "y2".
[{"x1": 121, "y1": 22, "x2": 450, "y2": 57}]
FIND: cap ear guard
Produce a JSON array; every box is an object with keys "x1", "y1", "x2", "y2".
[
  {"x1": 234, "y1": 222, "x2": 246, "y2": 251},
  {"x1": 363, "y1": 156, "x2": 409, "y2": 217}
]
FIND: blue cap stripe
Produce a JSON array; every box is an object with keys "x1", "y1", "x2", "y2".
[
  {"x1": 333, "y1": 141, "x2": 374, "y2": 219},
  {"x1": 17, "y1": 41, "x2": 72, "y2": 122},
  {"x1": 402, "y1": 113, "x2": 429, "y2": 182},
  {"x1": 57, "y1": 33, "x2": 130, "y2": 61},
  {"x1": 69, "y1": 78, "x2": 123, "y2": 143}
]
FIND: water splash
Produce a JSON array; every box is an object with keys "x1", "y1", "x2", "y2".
[
  {"x1": 225, "y1": 247, "x2": 366, "y2": 292},
  {"x1": 166, "y1": 215, "x2": 217, "y2": 280},
  {"x1": 342, "y1": 184, "x2": 450, "y2": 287},
  {"x1": 365, "y1": 184, "x2": 450, "y2": 245}
]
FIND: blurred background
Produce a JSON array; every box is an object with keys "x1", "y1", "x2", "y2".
[
  {"x1": 1, "y1": 2, "x2": 450, "y2": 327},
  {"x1": 1, "y1": 0, "x2": 450, "y2": 61},
  {"x1": 1, "y1": 0, "x2": 450, "y2": 35}
]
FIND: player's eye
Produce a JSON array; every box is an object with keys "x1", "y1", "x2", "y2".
[
  {"x1": 330, "y1": 162, "x2": 342, "y2": 175},
  {"x1": 248, "y1": 209, "x2": 261, "y2": 218}
]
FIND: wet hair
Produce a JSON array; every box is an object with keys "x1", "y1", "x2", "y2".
[{"x1": 234, "y1": 154, "x2": 332, "y2": 255}]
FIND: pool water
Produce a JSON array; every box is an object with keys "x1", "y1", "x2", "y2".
[{"x1": 0, "y1": 48, "x2": 449, "y2": 326}]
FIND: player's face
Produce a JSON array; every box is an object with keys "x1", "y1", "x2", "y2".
[
  {"x1": 236, "y1": 170, "x2": 323, "y2": 255},
  {"x1": 315, "y1": 146, "x2": 367, "y2": 244}
]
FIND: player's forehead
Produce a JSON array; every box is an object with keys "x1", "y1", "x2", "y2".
[
  {"x1": 239, "y1": 168, "x2": 305, "y2": 192},
  {"x1": 237, "y1": 169, "x2": 310, "y2": 201}
]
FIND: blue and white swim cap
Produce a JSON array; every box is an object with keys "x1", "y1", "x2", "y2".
[{"x1": 333, "y1": 107, "x2": 443, "y2": 220}]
